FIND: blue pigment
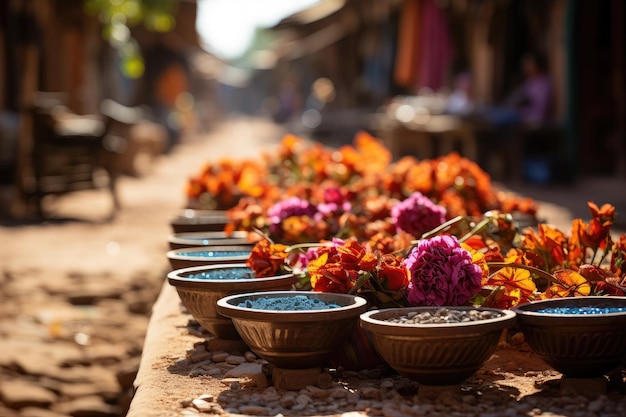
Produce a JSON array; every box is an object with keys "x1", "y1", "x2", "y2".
[
  {"x1": 186, "y1": 267, "x2": 254, "y2": 280},
  {"x1": 535, "y1": 306, "x2": 626, "y2": 315},
  {"x1": 177, "y1": 251, "x2": 249, "y2": 258},
  {"x1": 238, "y1": 295, "x2": 341, "y2": 311}
]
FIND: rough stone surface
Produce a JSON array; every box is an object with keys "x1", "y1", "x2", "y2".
[
  {"x1": 0, "y1": 119, "x2": 289, "y2": 417},
  {"x1": 0, "y1": 381, "x2": 57, "y2": 409}
]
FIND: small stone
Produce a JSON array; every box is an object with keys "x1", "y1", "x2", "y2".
[
  {"x1": 360, "y1": 387, "x2": 381, "y2": 400},
  {"x1": 225, "y1": 355, "x2": 246, "y2": 365},
  {"x1": 306, "y1": 385, "x2": 330, "y2": 399},
  {"x1": 244, "y1": 351, "x2": 258, "y2": 362},
  {"x1": 588, "y1": 396, "x2": 607, "y2": 413},
  {"x1": 210, "y1": 352, "x2": 229, "y2": 362},
  {"x1": 509, "y1": 331, "x2": 525, "y2": 345},
  {"x1": 239, "y1": 405, "x2": 269, "y2": 415},
  {"x1": 317, "y1": 372, "x2": 334, "y2": 388},
  {"x1": 296, "y1": 393, "x2": 312, "y2": 406},
  {"x1": 0, "y1": 381, "x2": 57, "y2": 409},
  {"x1": 331, "y1": 387, "x2": 349, "y2": 398},
  {"x1": 261, "y1": 387, "x2": 281, "y2": 402},
  {"x1": 55, "y1": 395, "x2": 119, "y2": 416},
  {"x1": 17, "y1": 407, "x2": 68, "y2": 417},
  {"x1": 279, "y1": 394, "x2": 296, "y2": 408},
  {"x1": 189, "y1": 368, "x2": 210, "y2": 377},
  {"x1": 225, "y1": 362, "x2": 267, "y2": 388},
  {"x1": 356, "y1": 400, "x2": 372, "y2": 410},
  {"x1": 346, "y1": 391, "x2": 360, "y2": 404},
  {"x1": 187, "y1": 350, "x2": 212, "y2": 364},
  {"x1": 204, "y1": 367, "x2": 222, "y2": 376},
  {"x1": 380, "y1": 380, "x2": 394, "y2": 389},
  {"x1": 192, "y1": 397, "x2": 213, "y2": 412}
]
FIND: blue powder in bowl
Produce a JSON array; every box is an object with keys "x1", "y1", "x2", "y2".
[
  {"x1": 186, "y1": 267, "x2": 255, "y2": 280},
  {"x1": 184, "y1": 236, "x2": 232, "y2": 241},
  {"x1": 535, "y1": 306, "x2": 626, "y2": 315},
  {"x1": 238, "y1": 295, "x2": 341, "y2": 311},
  {"x1": 177, "y1": 251, "x2": 249, "y2": 258}
]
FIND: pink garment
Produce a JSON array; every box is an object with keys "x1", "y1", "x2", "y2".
[
  {"x1": 416, "y1": 0, "x2": 454, "y2": 90},
  {"x1": 517, "y1": 74, "x2": 552, "y2": 125}
]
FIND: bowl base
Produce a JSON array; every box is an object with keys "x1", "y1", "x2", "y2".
[
  {"x1": 271, "y1": 367, "x2": 332, "y2": 390},
  {"x1": 560, "y1": 376, "x2": 608, "y2": 396}
]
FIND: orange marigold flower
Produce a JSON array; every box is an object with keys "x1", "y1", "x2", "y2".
[
  {"x1": 484, "y1": 261, "x2": 536, "y2": 308},
  {"x1": 377, "y1": 254, "x2": 409, "y2": 291},
  {"x1": 246, "y1": 240, "x2": 289, "y2": 277},
  {"x1": 588, "y1": 201, "x2": 615, "y2": 223},
  {"x1": 308, "y1": 253, "x2": 358, "y2": 293},
  {"x1": 542, "y1": 269, "x2": 591, "y2": 298},
  {"x1": 521, "y1": 224, "x2": 568, "y2": 272}
]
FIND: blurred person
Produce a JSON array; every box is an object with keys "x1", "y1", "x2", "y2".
[
  {"x1": 504, "y1": 51, "x2": 553, "y2": 126},
  {"x1": 274, "y1": 78, "x2": 302, "y2": 123},
  {"x1": 479, "y1": 52, "x2": 554, "y2": 181},
  {"x1": 483, "y1": 51, "x2": 553, "y2": 128},
  {"x1": 444, "y1": 72, "x2": 474, "y2": 116}
]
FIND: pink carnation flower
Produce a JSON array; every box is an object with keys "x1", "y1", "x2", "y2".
[
  {"x1": 405, "y1": 235, "x2": 482, "y2": 306},
  {"x1": 267, "y1": 197, "x2": 316, "y2": 234},
  {"x1": 391, "y1": 192, "x2": 446, "y2": 237}
]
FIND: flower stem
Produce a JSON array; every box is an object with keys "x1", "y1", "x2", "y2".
[
  {"x1": 458, "y1": 217, "x2": 491, "y2": 243},
  {"x1": 349, "y1": 271, "x2": 372, "y2": 295},
  {"x1": 252, "y1": 227, "x2": 274, "y2": 245},
  {"x1": 418, "y1": 215, "x2": 466, "y2": 241},
  {"x1": 285, "y1": 242, "x2": 330, "y2": 253}
]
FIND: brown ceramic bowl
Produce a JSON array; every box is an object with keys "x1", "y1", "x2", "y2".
[
  {"x1": 360, "y1": 306, "x2": 516, "y2": 386},
  {"x1": 170, "y1": 209, "x2": 229, "y2": 233},
  {"x1": 513, "y1": 296, "x2": 626, "y2": 378},
  {"x1": 168, "y1": 264, "x2": 297, "y2": 339},
  {"x1": 166, "y1": 245, "x2": 252, "y2": 270},
  {"x1": 167, "y1": 230, "x2": 255, "y2": 250},
  {"x1": 216, "y1": 291, "x2": 368, "y2": 369}
]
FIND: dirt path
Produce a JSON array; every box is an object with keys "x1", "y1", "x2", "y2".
[{"x1": 0, "y1": 117, "x2": 287, "y2": 417}]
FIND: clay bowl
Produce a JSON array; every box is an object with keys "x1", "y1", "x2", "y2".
[
  {"x1": 216, "y1": 291, "x2": 368, "y2": 369},
  {"x1": 166, "y1": 245, "x2": 252, "y2": 270},
  {"x1": 167, "y1": 230, "x2": 255, "y2": 250},
  {"x1": 360, "y1": 306, "x2": 516, "y2": 386},
  {"x1": 170, "y1": 209, "x2": 229, "y2": 233},
  {"x1": 168, "y1": 264, "x2": 297, "y2": 339},
  {"x1": 513, "y1": 296, "x2": 626, "y2": 378}
]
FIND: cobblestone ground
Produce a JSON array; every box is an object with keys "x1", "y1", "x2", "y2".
[
  {"x1": 0, "y1": 117, "x2": 287, "y2": 417},
  {"x1": 1, "y1": 115, "x2": 625, "y2": 417}
]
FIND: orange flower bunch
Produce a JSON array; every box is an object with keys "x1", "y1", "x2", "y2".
[
  {"x1": 247, "y1": 237, "x2": 409, "y2": 308},
  {"x1": 219, "y1": 132, "x2": 538, "y2": 244},
  {"x1": 475, "y1": 202, "x2": 626, "y2": 308},
  {"x1": 244, "y1": 202, "x2": 624, "y2": 310},
  {"x1": 185, "y1": 158, "x2": 270, "y2": 210}
]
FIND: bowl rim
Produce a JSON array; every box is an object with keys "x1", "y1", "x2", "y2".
[
  {"x1": 360, "y1": 306, "x2": 516, "y2": 333},
  {"x1": 168, "y1": 263, "x2": 296, "y2": 288},
  {"x1": 170, "y1": 209, "x2": 229, "y2": 224},
  {"x1": 166, "y1": 245, "x2": 252, "y2": 261},
  {"x1": 216, "y1": 291, "x2": 368, "y2": 321},
  {"x1": 167, "y1": 230, "x2": 251, "y2": 244},
  {"x1": 513, "y1": 295, "x2": 626, "y2": 318}
]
